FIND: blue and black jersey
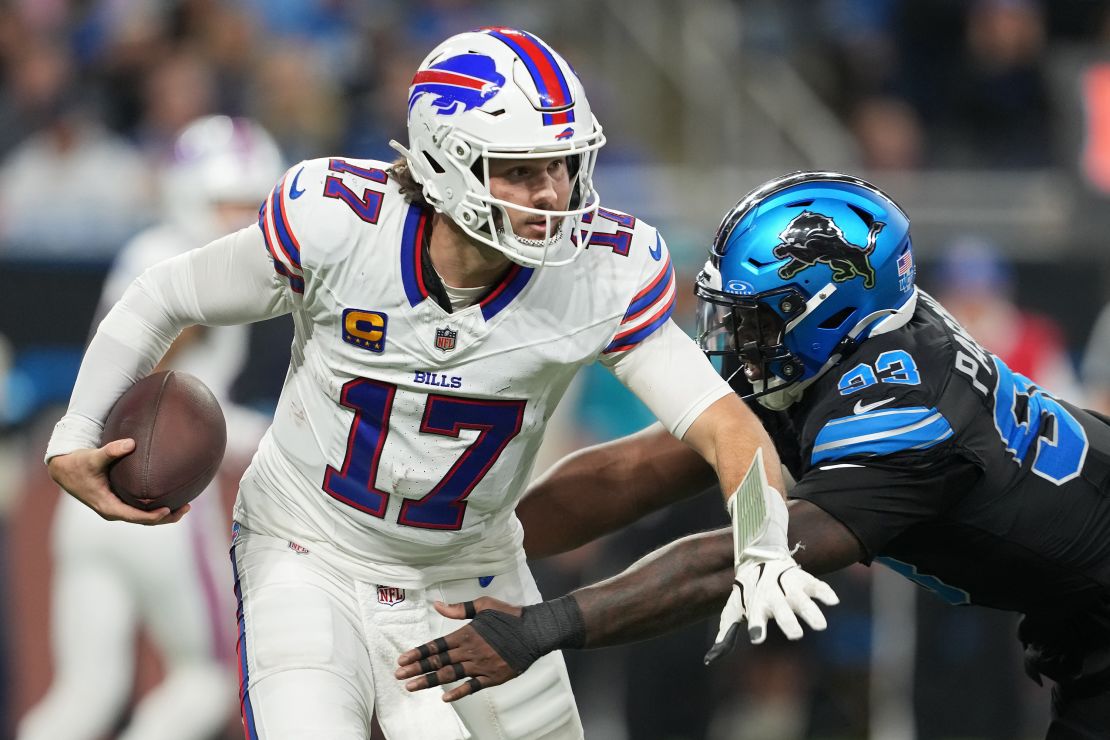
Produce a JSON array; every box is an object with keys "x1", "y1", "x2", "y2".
[{"x1": 776, "y1": 291, "x2": 1110, "y2": 618}]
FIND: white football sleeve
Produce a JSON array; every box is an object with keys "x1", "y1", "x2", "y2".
[
  {"x1": 606, "y1": 319, "x2": 733, "y2": 439},
  {"x1": 45, "y1": 225, "x2": 292, "y2": 461}
]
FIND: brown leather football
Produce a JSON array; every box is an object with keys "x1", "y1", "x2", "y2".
[{"x1": 102, "y1": 371, "x2": 226, "y2": 511}]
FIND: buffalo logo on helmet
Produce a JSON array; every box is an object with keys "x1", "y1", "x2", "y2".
[
  {"x1": 408, "y1": 54, "x2": 505, "y2": 116},
  {"x1": 772, "y1": 211, "x2": 883, "y2": 289}
]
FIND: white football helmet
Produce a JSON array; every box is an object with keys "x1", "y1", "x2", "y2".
[
  {"x1": 161, "y1": 115, "x2": 285, "y2": 241},
  {"x1": 391, "y1": 27, "x2": 606, "y2": 267}
]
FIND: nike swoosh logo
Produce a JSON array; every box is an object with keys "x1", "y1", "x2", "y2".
[
  {"x1": 289, "y1": 167, "x2": 306, "y2": 199},
  {"x1": 648, "y1": 233, "x2": 663, "y2": 261},
  {"x1": 853, "y1": 397, "x2": 896, "y2": 414}
]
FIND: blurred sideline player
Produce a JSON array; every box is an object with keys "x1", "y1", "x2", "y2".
[
  {"x1": 400, "y1": 173, "x2": 1110, "y2": 739},
  {"x1": 19, "y1": 116, "x2": 282, "y2": 740},
  {"x1": 932, "y1": 237, "x2": 1083, "y2": 403},
  {"x1": 41, "y1": 29, "x2": 834, "y2": 740}
]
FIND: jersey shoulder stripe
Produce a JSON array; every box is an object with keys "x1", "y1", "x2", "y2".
[
  {"x1": 400, "y1": 203, "x2": 433, "y2": 306},
  {"x1": 604, "y1": 284, "x2": 676, "y2": 353},
  {"x1": 624, "y1": 252, "x2": 673, "y2": 322},
  {"x1": 258, "y1": 175, "x2": 305, "y2": 292},
  {"x1": 811, "y1": 406, "x2": 954, "y2": 464},
  {"x1": 600, "y1": 225, "x2": 675, "y2": 355},
  {"x1": 269, "y1": 174, "x2": 303, "y2": 267}
]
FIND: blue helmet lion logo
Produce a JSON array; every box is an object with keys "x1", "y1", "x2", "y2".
[{"x1": 408, "y1": 54, "x2": 505, "y2": 116}]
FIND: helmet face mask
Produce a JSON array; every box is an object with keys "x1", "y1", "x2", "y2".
[
  {"x1": 391, "y1": 27, "x2": 606, "y2": 267},
  {"x1": 695, "y1": 172, "x2": 916, "y2": 407},
  {"x1": 695, "y1": 267, "x2": 806, "y2": 398}
]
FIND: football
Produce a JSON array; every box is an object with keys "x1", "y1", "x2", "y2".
[{"x1": 101, "y1": 370, "x2": 226, "y2": 511}]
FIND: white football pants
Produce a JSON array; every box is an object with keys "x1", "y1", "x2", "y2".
[
  {"x1": 231, "y1": 523, "x2": 583, "y2": 740},
  {"x1": 18, "y1": 490, "x2": 236, "y2": 740}
]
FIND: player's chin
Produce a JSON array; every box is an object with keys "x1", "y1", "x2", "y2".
[{"x1": 517, "y1": 223, "x2": 550, "y2": 240}]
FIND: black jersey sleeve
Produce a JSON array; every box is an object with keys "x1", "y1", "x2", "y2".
[{"x1": 789, "y1": 451, "x2": 982, "y2": 561}]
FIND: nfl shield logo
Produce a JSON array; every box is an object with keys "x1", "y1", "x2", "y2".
[
  {"x1": 377, "y1": 585, "x2": 406, "y2": 607},
  {"x1": 435, "y1": 326, "x2": 458, "y2": 352}
]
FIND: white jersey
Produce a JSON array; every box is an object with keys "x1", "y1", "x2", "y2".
[{"x1": 238, "y1": 157, "x2": 680, "y2": 586}]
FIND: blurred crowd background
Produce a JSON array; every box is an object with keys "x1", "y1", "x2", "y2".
[{"x1": 3, "y1": 0, "x2": 1110, "y2": 738}]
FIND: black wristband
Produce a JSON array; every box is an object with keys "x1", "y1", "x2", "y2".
[{"x1": 468, "y1": 595, "x2": 587, "y2": 674}]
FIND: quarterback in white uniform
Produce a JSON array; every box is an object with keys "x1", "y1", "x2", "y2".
[
  {"x1": 45, "y1": 28, "x2": 832, "y2": 740},
  {"x1": 20, "y1": 116, "x2": 282, "y2": 740}
]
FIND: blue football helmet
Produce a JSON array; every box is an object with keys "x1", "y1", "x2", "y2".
[{"x1": 695, "y1": 171, "x2": 916, "y2": 407}]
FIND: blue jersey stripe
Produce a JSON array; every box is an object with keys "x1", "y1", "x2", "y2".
[
  {"x1": 815, "y1": 406, "x2": 944, "y2": 446},
  {"x1": 481, "y1": 265, "x2": 534, "y2": 320},
  {"x1": 230, "y1": 542, "x2": 259, "y2": 740},
  {"x1": 822, "y1": 406, "x2": 935, "y2": 429},
  {"x1": 604, "y1": 292, "x2": 676, "y2": 353},
  {"x1": 812, "y1": 406, "x2": 953, "y2": 464},
  {"x1": 624, "y1": 258, "x2": 674, "y2": 321},
  {"x1": 272, "y1": 260, "x2": 305, "y2": 294},
  {"x1": 259, "y1": 203, "x2": 303, "y2": 292},
  {"x1": 269, "y1": 183, "x2": 302, "y2": 269},
  {"x1": 399, "y1": 204, "x2": 428, "y2": 306},
  {"x1": 256, "y1": 209, "x2": 276, "y2": 258}
]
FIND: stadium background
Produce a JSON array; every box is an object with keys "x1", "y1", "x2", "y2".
[{"x1": 2, "y1": 0, "x2": 1110, "y2": 738}]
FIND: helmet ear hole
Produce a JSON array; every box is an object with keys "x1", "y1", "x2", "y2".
[
  {"x1": 818, "y1": 306, "x2": 856, "y2": 330},
  {"x1": 470, "y1": 160, "x2": 485, "y2": 184},
  {"x1": 423, "y1": 151, "x2": 446, "y2": 174}
]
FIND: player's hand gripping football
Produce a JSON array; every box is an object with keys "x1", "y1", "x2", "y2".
[
  {"x1": 396, "y1": 598, "x2": 523, "y2": 702},
  {"x1": 704, "y1": 450, "x2": 839, "y2": 663},
  {"x1": 47, "y1": 440, "x2": 188, "y2": 525}
]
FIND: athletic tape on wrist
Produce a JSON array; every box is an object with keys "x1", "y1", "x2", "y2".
[
  {"x1": 729, "y1": 448, "x2": 771, "y2": 556},
  {"x1": 468, "y1": 595, "x2": 586, "y2": 674}
]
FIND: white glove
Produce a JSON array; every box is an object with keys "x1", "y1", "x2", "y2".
[{"x1": 704, "y1": 450, "x2": 839, "y2": 663}]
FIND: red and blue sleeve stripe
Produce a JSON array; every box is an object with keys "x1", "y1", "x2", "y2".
[
  {"x1": 483, "y1": 28, "x2": 575, "y2": 126},
  {"x1": 259, "y1": 174, "x2": 305, "y2": 293},
  {"x1": 603, "y1": 259, "x2": 677, "y2": 355},
  {"x1": 622, "y1": 254, "x2": 672, "y2": 323}
]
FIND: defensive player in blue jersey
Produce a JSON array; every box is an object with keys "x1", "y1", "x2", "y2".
[{"x1": 399, "y1": 172, "x2": 1110, "y2": 739}]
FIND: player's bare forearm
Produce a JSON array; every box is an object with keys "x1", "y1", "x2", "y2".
[
  {"x1": 395, "y1": 530, "x2": 734, "y2": 701},
  {"x1": 573, "y1": 501, "x2": 861, "y2": 647},
  {"x1": 397, "y1": 500, "x2": 863, "y2": 701},
  {"x1": 787, "y1": 499, "x2": 866, "y2": 574},
  {"x1": 681, "y1": 393, "x2": 785, "y2": 501},
  {"x1": 520, "y1": 424, "x2": 717, "y2": 559},
  {"x1": 574, "y1": 528, "x2": 734, "y2": 647}
]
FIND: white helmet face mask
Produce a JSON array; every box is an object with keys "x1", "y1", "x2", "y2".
[
  {"x1": 390, "y1": 27, "x2": 606, "y2": 267},
  {"x1": 162, "y1": 115, "x2": 285, "y2": 242}
]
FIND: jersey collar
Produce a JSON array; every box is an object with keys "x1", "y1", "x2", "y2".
[{"x1": 399, "y1": 203, "x2": 535, "y2": 320}]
